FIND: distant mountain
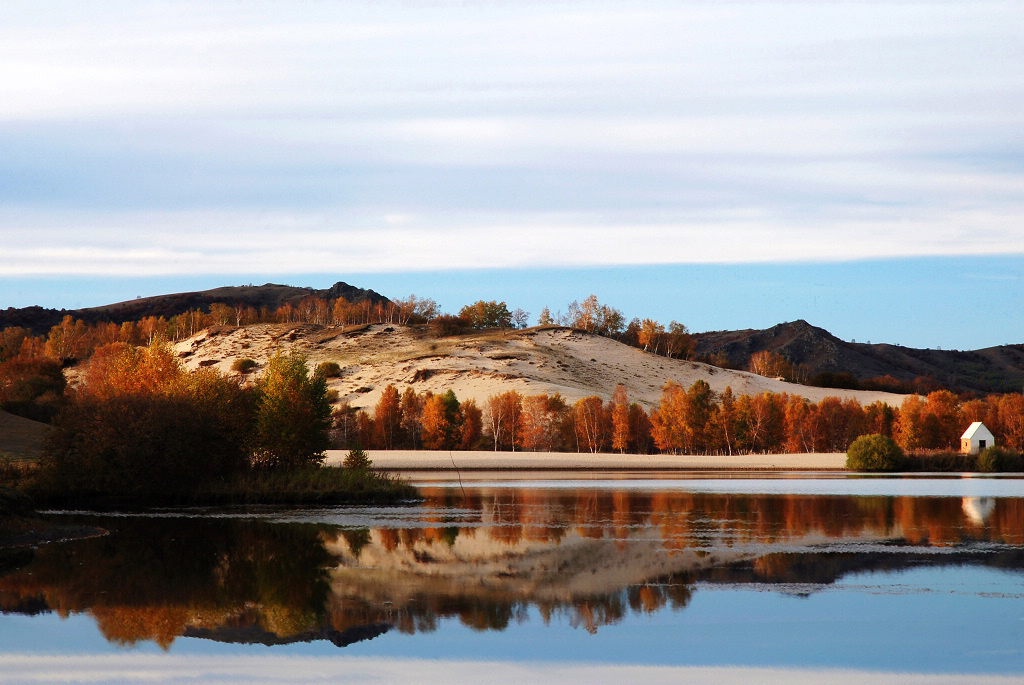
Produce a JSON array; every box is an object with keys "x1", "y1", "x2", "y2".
[
  {"x1": 0, "y1": 282, "x2": 391, "y2": 335},
  {"x1": 692, "y1": 320, "x2": 1024, "y2": 395}
]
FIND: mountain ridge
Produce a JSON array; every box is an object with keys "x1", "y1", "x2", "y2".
[{"x1": 692, "y1": 319, "x2": 1024, "y2": 394}]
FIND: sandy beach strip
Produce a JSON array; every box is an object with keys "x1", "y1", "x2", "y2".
[{"x1": 324, "y1": 449, "x2": 847, "y2": 471}]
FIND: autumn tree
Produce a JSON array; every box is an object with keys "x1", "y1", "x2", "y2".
[
  {"x1": 713, "y1": 386, "x2": 738, "y2": 455},
  {"x1": 997, "y1": 393, "x2": 1024, "y2": 450},
  {"x1": 650, "y1": 381, "x2": 686, "y2": 453},
  {"x1": 459, "y1": 399, "x2": 483, "y2": 449},
  {"x1": 485, "y1": 391, "x2": 524, "y2": 450},
  {"x1": 748, "y1": 350, "x2": 792, "y2": 379},
  {"x1": 374, "y1": 385, "x2": 402, "y2": 449},
  {"x1": 684, "y1": 380, "x2": 717, "y2": 453},
  {"x1": 400, "y1": 387, "x2": 425, "y2": 448},
  {"x1": 425, "y1": 390, "x2": 462, "y2": 449},
  {"x1": 0, "y1": 355, "x2": 67, "y2": 422},
  {"x1": 628, "y1": 403, "x2": 655, "y2": 454},
  {"x1": 458, "y1": 301, "x2": 513, "y2": 329},
  {"x1": 45, "y1": 315, "x2": 90, "y2": 362},
  {"x1": 573, "y1": 395, "x2": 610, "y2": 453},
  {"x1": 520, "y1": 393, "x2": 569, "y2": 451},
  {"x1": 0, "y1": 327, "x2": 29, "y2": 362},
  {"x1": 611, "y1": 385, "x2": 630, "y2": 453}
]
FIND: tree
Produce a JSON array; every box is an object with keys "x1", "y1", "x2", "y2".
[
  {"x1": 749, "y1": 350, "x2": 791, "y2": 379},
  {"x1": 573, "y1": 395, "x2": 610, "y2": 453},
  {"x1": 485, "y1": 391, "x2": 524, "y2": 450},
  {"x1": 684, "y1": 380, "x2": 717, "y2": 453},
  {"x1": 611, "y1": 385, "x2": 630, "y2": 453},
  {"x1": 458, "y1": 301, "x2": 513, "y2": 329},
  {"x1": 343, "y1": 444, "x2": 372, "y2": 470},
  {"x1": 715, "y1": 386, "x2": 737, "y2": 455},
  {"x1": 638, "y1": 319, "x2": 665, "y2": 354},
  {"x1": 537, "y1": 307, "x2": 554, "y2": 326},
  {"x1": 665, "y1": 322, "x2": 693, "y2": 360},
  {"x1": 650, "y1": 381, "x2": 686, "y2": 453},
  {"x1": 252, "y1": 353, "x2": 332, "y2": 469},
  {"x1": 400, "y1": 387, "x2": 424, "y2": 448},
  {"x1": 422, "y1": 390, "x2": 462, "y2": 449},
  {"x1": 374, "y1": 385, "x2": 402, "y2": 449},
  {"x1": 512, "y1": 308, "x2": 531, "y2": 329},
  {"x1": 459, "y1": 399, "x2": 483, "y2": 449},
  {"x1": 0, "y1": 356, "x2": 67, "y2": 422},
  {"x1": 331, "y1": 402, "x2": 360, "y2": 448},
  {"x1": 45, "y1": 315, "x2": 90, "y2": 362}
]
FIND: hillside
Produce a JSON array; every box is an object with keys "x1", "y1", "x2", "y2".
[
  {"x1": 0, "y1": 411, "x2": 49, "y2": 462},
  {"x1": 0, "y1": 282, "x2": 390, "y2": 335},
  {"x1": 692, "y1": 320, "x2": 1024, "y2": 394},
  {"x1": 173, "y1": 324, "x2": 907, "y2": 411}
]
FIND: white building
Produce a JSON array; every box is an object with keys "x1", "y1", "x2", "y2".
[{"x1": 960, "y1": 422, "x2": 995, "y2": 455}]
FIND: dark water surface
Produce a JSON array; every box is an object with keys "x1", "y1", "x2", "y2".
[{"x1": 1, "y1": 475, "x2": 1022, "y2": 683}]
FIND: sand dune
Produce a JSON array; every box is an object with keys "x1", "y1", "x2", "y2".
[
  {"x1": 175, "y1": 324, "x2": 907, "y2": 412},
  {"x1": 324, "y1": 449, "x2": 847, "y2": 471}
]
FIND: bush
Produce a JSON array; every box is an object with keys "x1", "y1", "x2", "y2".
[
  {"x1": 977, "y1": 446, "x2": 1023, "y2": 473},
  {"x1": 231, "y1": 358, "x2": 257, "y2": 374},
  {"x1": 429, "y1": 314, "x2": 471, "y2": 337},
  {"x1": 846, "y1": 434, "x2": 904, "y2": 472},
  {"x1": 315, "y1": 361, "x2": 342, "y2": 378}
]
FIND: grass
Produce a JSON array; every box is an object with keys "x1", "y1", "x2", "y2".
[
  {"x1": 202, "y1": 466, "x2": 419, "y2": 505},
  {"x1": 0, "y1": 459, "x2": 418, "y2": 509}
]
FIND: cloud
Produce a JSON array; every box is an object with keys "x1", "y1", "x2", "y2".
[
  {"x1": 3, "y1": 207, "x2": 1024, "y2": 276},
  {"x1": 1, "y1": 1, "x2": 1022, "y2": 275}
]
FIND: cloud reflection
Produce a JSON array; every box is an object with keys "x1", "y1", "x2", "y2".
[{"x1": 0, "y1": 655, "x2": 1019, "y2": 685}]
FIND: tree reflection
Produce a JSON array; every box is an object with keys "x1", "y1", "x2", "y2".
[{"x1": 1, "y1": 488, "x2": 1022, "y2": 649}]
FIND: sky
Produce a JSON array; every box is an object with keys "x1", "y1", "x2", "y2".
[{"x1": 1, "y1": 1, "x2": 1022, "y2": 349}]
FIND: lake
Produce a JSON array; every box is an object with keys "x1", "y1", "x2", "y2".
[{"x1": 1, "y1": 473, "x2": 1022, "y2": 684}]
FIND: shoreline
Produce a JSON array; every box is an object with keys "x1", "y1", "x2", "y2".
[{"x1": 325, "y1": 450, "x2": 848, "y2": 471}]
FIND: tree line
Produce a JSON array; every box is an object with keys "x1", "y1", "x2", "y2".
[
  {"x1": 4, "y1": 291, "x2": 936, "y2": 398},
  {"x1": 338, "y1": 382, "x2": 1024, "y2": 455}
]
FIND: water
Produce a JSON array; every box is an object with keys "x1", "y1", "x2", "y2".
[{"x1": 2, "y1": 474, "x2": 1023, "y2": 683}]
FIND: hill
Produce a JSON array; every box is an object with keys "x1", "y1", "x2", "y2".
[
  {"x1": 692, "y1": 320, "x2": 1024, "y2": 395},
  {"x1": 0, "y1": 411, "x2": 49, "y2": 462},
  {"x1": 172, "y1": 323, "x2": 907, "y2": 412},
  {"x1": 0, "y1": 282, "x2": 390, "y2": 335}
]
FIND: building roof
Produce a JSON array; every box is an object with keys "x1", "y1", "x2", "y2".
[{"x1": 961, "y1": 422, "x2": 995, "y2": 440}]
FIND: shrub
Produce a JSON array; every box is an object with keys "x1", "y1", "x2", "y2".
[
  {"x1": 343, "y1": 445, "x2": 372, "y2": 470},
  {"x1": 846, "y1": 434, "x2": 904, "y2": 472},
  {"x1": 429, "y1": 314, "x2": 471, "y2": 337},
  {"x1": 977, "y1": 446, "x2": 1023, "y2": 473},
  {"x1": 315, "y1": 361, "x2": 342, "y2": 378},
  {"x1": 231, "y1": 358, "x2": 257, "y2": 374}
]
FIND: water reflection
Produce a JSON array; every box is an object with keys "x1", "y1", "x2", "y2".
[{"x1": 1, "y1": 485, "x2": 1023, "y2": 650}]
